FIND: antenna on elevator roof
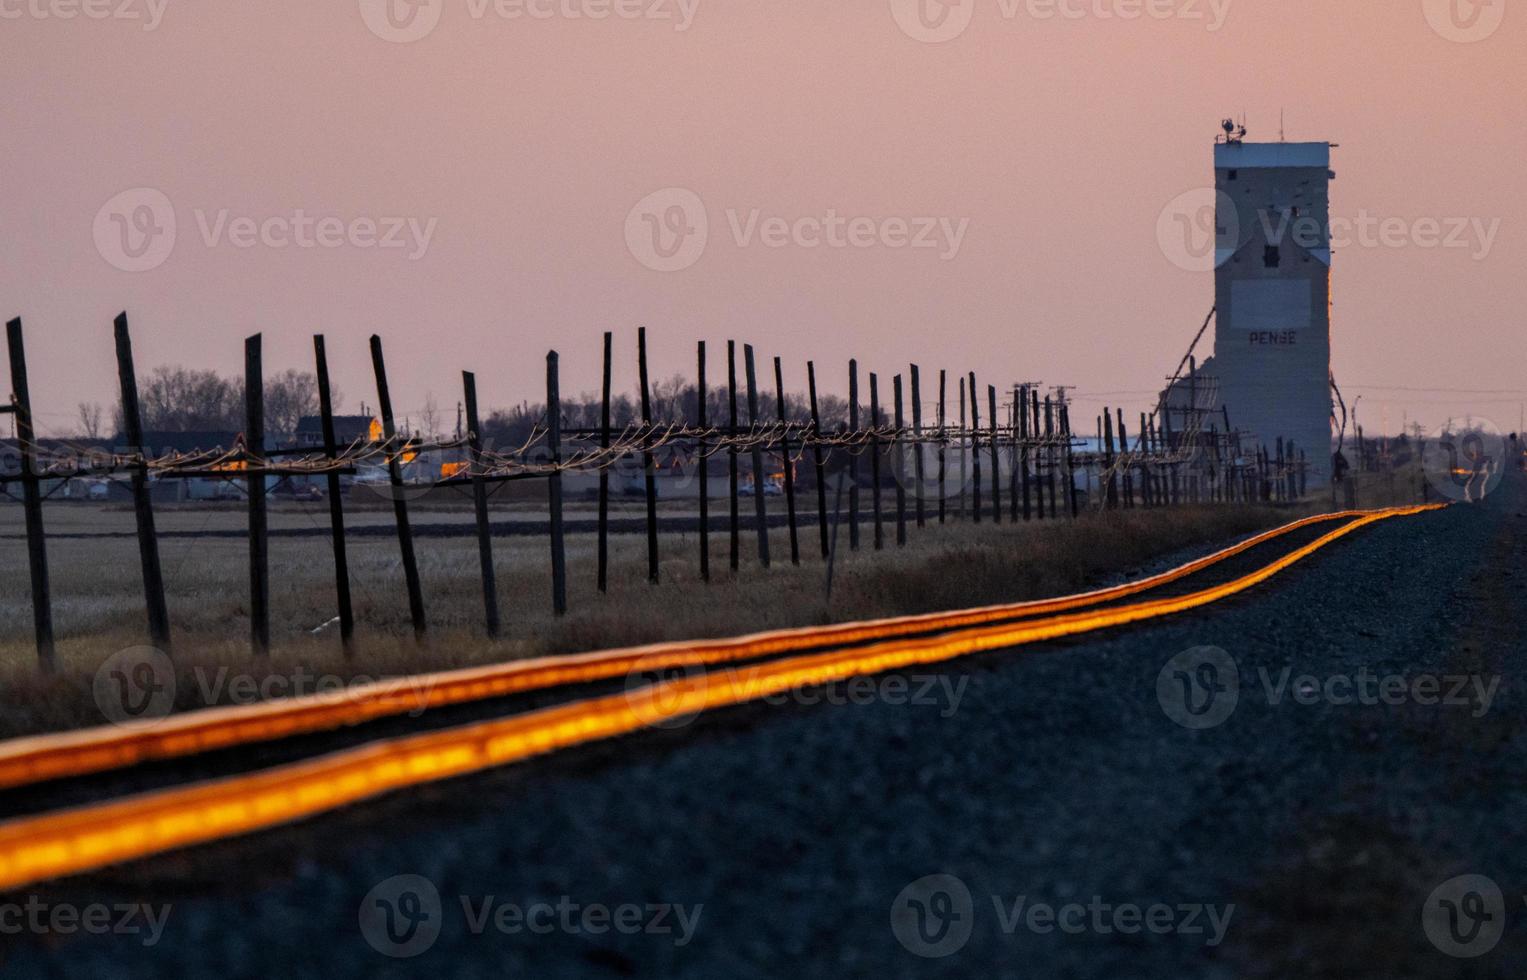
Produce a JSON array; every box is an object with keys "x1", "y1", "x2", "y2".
[{"x1": 1280, "y1": 108, "x2": 1286, "y2": 142}]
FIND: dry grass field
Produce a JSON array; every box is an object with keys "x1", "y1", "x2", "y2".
[{"x1": 0, "y1": 499, "x2": 1319, "y2": 739}]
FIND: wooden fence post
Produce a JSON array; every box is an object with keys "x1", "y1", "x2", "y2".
[
  {"x1": 937, "y1": 370, "x2": 947, "y2": 524},
  {"x1": 1009, "y1": 385, "x2": 1020, "y2": 524},
  {"x1": 245, "y1": 334, "x2": 270, "y2": 656},
  {"x1": 1019, "y1": 385, "x2": 1032, "y2": 520},
  {"x1": 1038, "y1": 387, "x2": 1050, "y2": 519},
  {"x1": 1162, "y1": 407, "x2": 1179, "y2": 505},
  {"x1": 547, "y1": 351, "x2": 568, "y2": 615},
  {"x1": 698, "y1": 341, "x2": 710, "y2": 581},
  {"x1": 1044, "y1": 395, "x2": 1057, "y2": 520},
  {"x1": 369, "y1": 335, "x2": 427, "y2": 639},
  {"x1": 958, "y1": 374, "x2": 968, "y2": 520},
  {"x1": 774, "y1": 356, "x2": 800, "y2": 565},
  {"x1": 638, "y1": 327, "x2": 660, "y2": 584},
  {"x1": 968, "y1": 372, "x2": 982, "y2": 524},
  {"x1": 744, "y1": 344, "x2": 770, "y2": 568},
  {"x1": 869, "y1": 372, "x2": 884, "y2": 550},
  {"x1": 463, "y1": 371, "x2": 500, "y2": 638},
  {"x1": 598, "y1": 331, "x2": 613, "y2": 593},
  {"x1": 728, "y1": 341, "x2": 740, "y2": 572},
  {"x1": 113, "y1": 313, "x2": 171, "y2": 652},
  {"x1": 910, "y1": 365, "x2": 926, "y2": 529},
  {"x1": 1120, "y1": 410, "x2": 1134, "y2": 509},
  {"x1": 987, "y1": 384, "x2": 1001, "y2": 523},
  {"x1": 893, "y1": 374, "x2": 907, "y2": 546},
  {"x1": 313, "y1": 335, "x2": 354, "y2": 653},
  {"x1": 848, "y1": 359, "x2": 860, "y2": 550},
  {"x1": 1102, "y1": 409, "x2": 1117, "y2": 509},
  {"x1": 1062, "y1": 400, "x2": 1079, "y2": 518},
  {"x1": 6, "y1": 318, "x2": 55, "y2": 671},
  {"x1": 807, "y1": 361, "x2": 829, "y2": 559}
]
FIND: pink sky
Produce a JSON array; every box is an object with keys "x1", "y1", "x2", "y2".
[{"x1": 2, "y1": 0, "x2": 1522, "y2": 437}]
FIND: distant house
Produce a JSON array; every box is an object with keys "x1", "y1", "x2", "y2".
[{"x1": 293, "y1": 415, "x2": 381, "y2": 449}]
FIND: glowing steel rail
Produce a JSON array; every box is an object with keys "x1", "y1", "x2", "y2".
[
  {"x1": 0, "y1": 510, "x2": 1375, "y2": 793},
  {"x1": 0, "y1": 504, "x2": 1439, "y2": 892}
]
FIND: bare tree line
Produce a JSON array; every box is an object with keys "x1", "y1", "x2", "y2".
[
  {"x1": 74, "y1": 366, "x2": 338, "y2": 442},
  {"x1": 69, "y1": 365, "x2": 860, "y2": 448}
]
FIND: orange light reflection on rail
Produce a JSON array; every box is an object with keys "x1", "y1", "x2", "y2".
[
  {"x1": 0, "y1": 509, "x2": 1379, "y2": 793},
  {"x1": 0, "y1": 504, "x2": 1441, "y2": 892}
]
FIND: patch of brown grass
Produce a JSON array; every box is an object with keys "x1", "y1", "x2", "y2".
[{"x1": 0, "y1": 502, "x2": 1297, "y2": 740}]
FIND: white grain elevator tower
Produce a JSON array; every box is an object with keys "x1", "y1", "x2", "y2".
[{"x1": 1189, "y1": 124, "x2": 1335, "y2": 485}]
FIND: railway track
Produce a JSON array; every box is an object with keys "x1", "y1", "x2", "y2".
[{"x1": 0, "y1": 504, "x2": 1440, "y2": 893}]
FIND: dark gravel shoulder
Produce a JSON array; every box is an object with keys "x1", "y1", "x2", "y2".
[{"x1": 4, "y1": 486, "x2": 1524, "y2": 979}]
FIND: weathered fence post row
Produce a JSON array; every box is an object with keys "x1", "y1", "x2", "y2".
[{"x1": 0, "y1": 315, "x2": 1323, "y2": 670}]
